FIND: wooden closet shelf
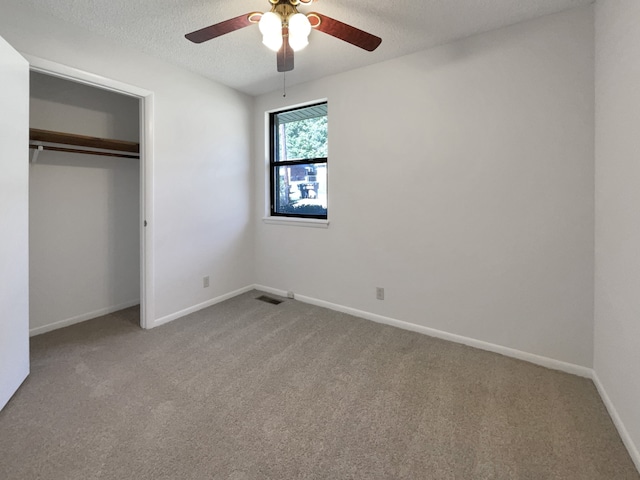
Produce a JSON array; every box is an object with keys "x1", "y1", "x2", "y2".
[{"x1": 29, "y1": 129, "x2": 140, "y2": 157}]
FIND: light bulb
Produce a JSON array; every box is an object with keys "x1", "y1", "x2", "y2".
[
  {"x1": 288, "y1": 13, "x2": 311, "y2": 51},
  {"x1": 263, "y1": 33, "x2": 283, "y2": 52},
  {"x1": 259, "y1": 11, "x2": 283, "y2": 51}
]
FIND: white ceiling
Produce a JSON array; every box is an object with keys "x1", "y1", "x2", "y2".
[{"x1": 12, "y1": 0, "x2": 592, "y2": 96}]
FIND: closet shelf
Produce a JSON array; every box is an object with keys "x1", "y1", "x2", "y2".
[{"x1": 29, "y1": 128, "x2": 140, "y2": 160}]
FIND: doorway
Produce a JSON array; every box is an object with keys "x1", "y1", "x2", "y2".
[{"x1": 27, "y1": 56, "x2": 154, "y2": 331}]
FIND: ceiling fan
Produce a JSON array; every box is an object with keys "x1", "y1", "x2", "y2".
[{"x1": 185, "y1": 0, "x2": 382, "y2": 73}]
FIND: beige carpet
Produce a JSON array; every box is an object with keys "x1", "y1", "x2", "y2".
[{"x1": 0, "y1": 291, "x2": 638, "y2": 480}]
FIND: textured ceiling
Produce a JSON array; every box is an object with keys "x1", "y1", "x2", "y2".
[{"x1": 9, "y1": 0, "x2": 592, "y2": 96}]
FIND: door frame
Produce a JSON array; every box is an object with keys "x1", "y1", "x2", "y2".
[{"x1": 25, "y1": 54, "x2": 155, "y2": 329}]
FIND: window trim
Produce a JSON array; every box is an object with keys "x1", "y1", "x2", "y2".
[
  {"x1": 268, "y1": 102, "x2": 328, "y2": 220},
  {"x1": 262, "y1": 216, "x2": 329, "y2": 228}
]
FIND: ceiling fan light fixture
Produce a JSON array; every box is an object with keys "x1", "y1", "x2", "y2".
[
  {"x1": 259, "y1": 11, "x2": 283, "y2": 51},
  {"x1": 288, "y1": 13, "x2": 312, "y2": 51},
  {"x1": 262, "y1": 32, "x2": 284, "y2": 52}
]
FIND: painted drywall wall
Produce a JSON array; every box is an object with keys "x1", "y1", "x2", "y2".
[
  {"x1": 0, "y1": 35, "x2": 30, "y2": 410},
  {"x1": 30, "y1": 71, "x2": 140, "y2": 140},
  {"x1": 0, "y1": 2, "x2": 254, "y2": 325},
  {"x1": 29, "y1": 72, "x2": 141, "y2": 333},
  {"x1": 254, "y1": 7, "x2": 595, "y2": 367},
  {"x1": 594, "y1": 0, "x2": 640, "y2": 468}
]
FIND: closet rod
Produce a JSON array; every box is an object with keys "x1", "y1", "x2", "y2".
[
  {"x1": 28, "y1": 144, "x2": 139, "y2": 159},
  {"x1": 29, "y1": 128, "x2": 140, "y2": 154}
]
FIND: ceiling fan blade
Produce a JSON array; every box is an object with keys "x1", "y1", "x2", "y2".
[
  {"x1": 308, "y1": 12, "x2": 381, "y2": 52},
  {"x1": 185, "y1": 13, "x2": 258, "y2": 44},
  {"x1": 277, "y1": 38, "x2": 294, "y2": 72}
]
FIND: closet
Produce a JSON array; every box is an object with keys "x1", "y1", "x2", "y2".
[{"x1": 29, "y1": 71, "x2": 142, "y2": 335}]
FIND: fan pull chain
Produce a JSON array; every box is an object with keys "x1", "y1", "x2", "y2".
[{"x1": 283, "y1": 72, "x2": 287, "y2": 98}]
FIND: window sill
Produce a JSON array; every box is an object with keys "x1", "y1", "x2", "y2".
[{"x1": 262, "y1": 217, "x2": 329, "y2": 228}]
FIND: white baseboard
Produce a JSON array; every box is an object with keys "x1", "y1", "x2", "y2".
[
  {"x1": 152, "y1": 285, "x2": 255, "y2": 328},
  {"x1": 253, "y1": 284, "x2": 592, "y2": 378},
  {"x1": 592, "y1": 372, "x2": 640, "y2": 473},
  {"x1": 29, "y1": 299, "x2": 140, "y2": 337},
  {"x1": 253, "y1": 284, "x2": 290, "y2": 298}
]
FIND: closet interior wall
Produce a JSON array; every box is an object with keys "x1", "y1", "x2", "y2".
[{"x1": 29, "y1": 71, "x2": 141, "y2": 335}]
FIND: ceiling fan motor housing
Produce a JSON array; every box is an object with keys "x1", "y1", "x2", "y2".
[{"x1": 270, "y1": 0, "x2": 299, "y2": 24}]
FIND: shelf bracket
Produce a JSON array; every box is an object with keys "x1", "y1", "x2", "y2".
[{"x1": 30, "y1": 145, "x2": 43, "y2": 164}]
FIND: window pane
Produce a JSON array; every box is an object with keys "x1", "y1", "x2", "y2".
[
  {"x1": 274, "y1": 163, "x2": 327, "y2": 217},
  {"x1": 275, "y1": 106, "x2": 327, "y2": 162}
]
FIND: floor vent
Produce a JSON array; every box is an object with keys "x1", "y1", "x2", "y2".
[{"x1": 256, "y1": 295, "x2": 283, "y2": 305}]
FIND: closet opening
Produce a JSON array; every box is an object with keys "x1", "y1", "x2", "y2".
[{"x1": 27, "y1": 65, "x2": 151, "y2": 335}]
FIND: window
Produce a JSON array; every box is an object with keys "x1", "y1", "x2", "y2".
[{"x1": 269, "y1": 102, "x2": 327, "y2": 219}]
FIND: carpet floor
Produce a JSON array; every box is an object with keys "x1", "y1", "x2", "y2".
[{"x1": 0, "y1": 290, "x2": 638, "y2": 479}]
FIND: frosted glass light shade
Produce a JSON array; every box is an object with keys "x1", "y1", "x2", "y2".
[
  {"x1": 259, "y1": 12, "x2": 283, "y2": 51},
  {"x1": 288, "y1": 13, "x2": 311, "y2": 51},
  {"x1": 263, "y1": 33, "x2": 283, "y2": 51}
]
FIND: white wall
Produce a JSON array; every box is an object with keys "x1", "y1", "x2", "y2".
[
  {"x1": 29, "y1": 72, "x2": 141, "y2": 333},
  {"x1": 0, "y1": 2, "x2": 254, "y2": 326},
  {"x1": 30, "y1": 71, "x2": 140, "y2": 141},
  {"x1": 594, "y1": 0, "x2": 640, "y2": 469},
  {"x1": 254, "y1": 7, "x2": 595, "y2": 367}
]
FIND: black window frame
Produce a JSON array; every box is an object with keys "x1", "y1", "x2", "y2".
[{"x1": 269, "y1": 102, "x2": 328, "y2": 220}]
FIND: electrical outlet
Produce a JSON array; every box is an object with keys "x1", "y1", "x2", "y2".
[
  {"x1": 376, "y1": 287, "x2": 384, "y2": 300},
  {"x1": 203, "y1": 276, "x2": 210, "y2": 288},
  {"x1": 287, "y1": 291, "x2": 295, "y2": 299}
]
